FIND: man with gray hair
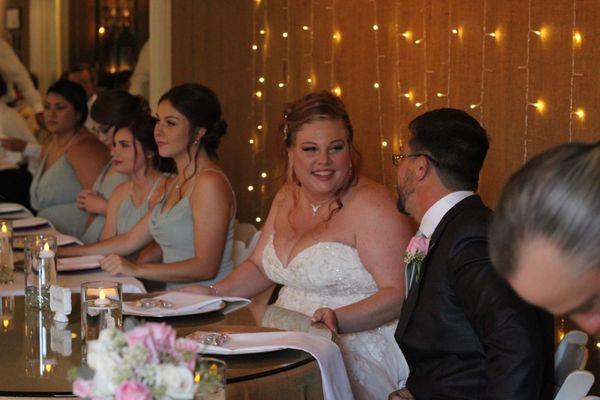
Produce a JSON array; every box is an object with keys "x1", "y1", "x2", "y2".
[{"x1": 490, "y1": 141, "x2": 600, "y2": 334}]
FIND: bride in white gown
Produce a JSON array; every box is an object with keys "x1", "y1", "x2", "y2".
[{"x1": 181, "y1": 91, "x2": 413, "y2": 399}]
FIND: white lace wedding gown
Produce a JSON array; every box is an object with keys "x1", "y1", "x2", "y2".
[{"x1": 262, "y1": 234, "x2": 409, "y2": 400}]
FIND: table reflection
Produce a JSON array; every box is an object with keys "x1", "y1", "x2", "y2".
[{"x1": 0, "y1": 296, "x2": 14, "y2": 332}]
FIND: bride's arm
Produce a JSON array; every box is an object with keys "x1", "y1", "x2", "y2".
[{"x1": 313, "y1": 184, "x2": 412, "y2": 333}]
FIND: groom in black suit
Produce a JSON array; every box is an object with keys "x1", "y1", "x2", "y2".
[{"x1": 389, "y1": 109, "x2": 552, "y2": 400}]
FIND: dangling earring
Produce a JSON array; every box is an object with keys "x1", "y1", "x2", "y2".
[{"x1": 193, "y1": 139, "x2": 200, "y2": 146}]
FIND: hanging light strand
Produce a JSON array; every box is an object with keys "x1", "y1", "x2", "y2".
[
  {"x1": 568, "y1": 0, "x2": 582, "y2": 140},
  {"x1": 371, "y1": 0, "x2": 387, "y2": 186}
]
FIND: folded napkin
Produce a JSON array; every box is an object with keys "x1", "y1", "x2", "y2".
[
  {"x1": 57, "y1": 255, "x2": 103, "y2": 272},
  {"x1": 196, "y1": 331, "x2": 354, "y2": 400},
  {"x1": 123, "y1": 292, "x2": 250, "y2": 317},
  {"x1": 0, "y1": 202, "x2": 28, "y2": 214}
]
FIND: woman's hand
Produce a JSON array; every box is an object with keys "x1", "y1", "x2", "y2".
[
  {"x1": 311, "y1": 307, "x2": 339, "y2": 333},
  {"x1": 388, "y1": 389, "x2": 415, "y2": 400},
  {"x1": 0, "y1": 137, "x2": 27, "y2": 152},
  {"x1": 100, "y1": 254, "x2": 136, "y2": 276},
  {"x1": 76, "y1": 189, "x2": 107, "y2": 214}
]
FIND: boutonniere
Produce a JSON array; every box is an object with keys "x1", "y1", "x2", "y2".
[{"x1": 404, "y1": 236, "x2": 430, "y2": 283}]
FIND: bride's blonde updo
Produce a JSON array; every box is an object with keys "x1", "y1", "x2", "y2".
[{"x1": 279, "y1": 91, "x2": 362, "y2": 215}]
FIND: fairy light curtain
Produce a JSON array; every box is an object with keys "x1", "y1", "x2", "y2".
[{"x1": 172, "y1": 0, "x2": 600, "y2": 224}]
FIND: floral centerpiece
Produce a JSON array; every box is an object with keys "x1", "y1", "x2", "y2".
[{"x1": 72, "y1": 322, "x2": 200, "y2": 400}]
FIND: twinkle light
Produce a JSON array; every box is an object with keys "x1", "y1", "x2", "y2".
[
  {"x1": 401, "y1": 31, "x2": 412, "y2": 40},
  {"x1": 451, "y1": 28, "x2": 458, "y2": 35},
  {"x1": 257, "y1": 124, "x2": 263, "y2": 130},
  {"x1": 302, "y1": 25, "x2": 309, "y2": 31},
  {"x1": 255, "y1": 90, "x2": 262, "y2": 98},
  {"x1": 436, "y1": 92, "x2": 447, "y2": 98},
  {"x1": 247, "y1": 185, "x2": 254, "y2": 192},
  {"x1": 307, "y1": 77, "x2": 312, "y2": 83},
  {"x1": 414, "y1": 38, "x2": 423, "y2": 45},
  {"x1": 486, "y1": 31, "x2": 497, "y2": 38},
  {"x1": 332, "y1": 86, "x2": 342, "y2": 96},
  {"x1": 255, "y1": 217, "x2": 262, "y2": 223},
  {"x1": 71, "y1": 332, "x2": 77, "y2": 338},
  {"x1": 258, "y1": 76, "x2": 265, "y2": 83},
  {"x1": 381, "y1": 140, "x2": 388, "y2": 147},
  {"x1": 402, "y1": 91, "x2": 414, "y2": 101},
  {"x1": 98, "y1": 26, "x2": 106, "y2": 35},
  {"x1": 573, "y1": 31, "x2": 582, "y2": 45},
  {"x1": 415, "y1": 102, "x2": 424, "y2": 108},
  {"x1": 2, "y1": 320, "x2": 8, "y2": 328},
  {"x1": 278, "y1": 82, "x2": 285, "y2": 88},
  {"x1": 251, "y1": 44, "x2": 258, "y2": 51},
  {"x1": 530, "y1": 99, "x2": 546, "y2": 112},
  {"x1": 469, "y1": 103, "x2": 480, "y2": 109},
  {"x1": 531, "y1": 27, "x2": 547, "y2": 39},
  {"x1": 373, "y1": 82, "x2": 380, "y2": 89},
  {"x1": 573, "y1": 108, "x2": 585, "y2": 120},
  {"x1": 372, "y1": 24, "x2": 379, "y2": 31},
  {"x1": 333, "y1": 32, "x2": 341, "y2": 42},
  {"x1": 596, "y1": 341, "x2": 600, "y2": 349},
  {"x1": 282, "y1": 32, "x2": 288, "y2": 38},
  {"x1": 248, "y1": 139, "x2": 255, "y2": 144},
  {"x1": 259, "y1": 29, "x2": 265, "y2": 35},
  {"x1": 261, "y1": 172, "x2": 268, "y2": 178}
]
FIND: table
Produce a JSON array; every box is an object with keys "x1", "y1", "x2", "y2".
[{"x1": 0, "y1": 295, "x2": 325, "y2": 399}]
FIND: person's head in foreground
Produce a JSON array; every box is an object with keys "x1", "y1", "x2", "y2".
[{"x1": 490, "y1": 141, "x2": 600, "y2": 334}]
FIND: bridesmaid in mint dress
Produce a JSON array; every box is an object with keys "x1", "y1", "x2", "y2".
[
  {"x1": 61, "y1": 84, "x2": 235, "y2": 289},
  {"x1": 30, "y1": 80, "x2": 109, "y2": 238},
  {"x1": 77, "y1": 90, "x2": 149, "y2": 243}
]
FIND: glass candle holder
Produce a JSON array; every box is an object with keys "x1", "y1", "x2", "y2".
[
  {"x1": 24, "y1": 235, "x2": 58, "y2": 309},
  {"x1": 80, "y1": 281, "x2": 123, "y2": 345},
  {"x1": 194, "y1": 357, "x2": 226, "y2": 400},
  {"x1": 24, "y1": 307, "x2": 57, "y2": 378},
  {"x1": 0, "y1": 296, "x2": 15, "y2": 332},
  {"x1": 0, "y1": 220, "x2": 14, "y2": 284}
]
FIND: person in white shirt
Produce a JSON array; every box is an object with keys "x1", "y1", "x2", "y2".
[
  {"x1": 0, "y1": 38, "x2": 43, "y2": 119},
  {"x1": 128, "y1": 41, "x2": 149, "y2": 100}
]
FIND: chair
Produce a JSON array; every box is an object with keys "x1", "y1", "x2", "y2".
[
  {"x1": 555, "y1": 330, "x2": 589, "y2": 387},
  {"x1": 554, "y1": 370, "x2": 595, "y2": 400},
  {"x1": 234, "y1": 220, "x2": 258, "y2": 246}
]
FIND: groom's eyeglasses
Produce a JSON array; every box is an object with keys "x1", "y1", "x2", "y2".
[{"x1": 391, "y1": 153, "x2": 438, "y2": 166}]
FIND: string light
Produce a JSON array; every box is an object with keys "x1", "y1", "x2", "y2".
[
  {"x1": 451, "y1": 28, "x2": 458, "y2": 35},
  {"x1": 573, "y1": 108, "x2": 585, "y2": 120},
  {"x1": 307, "y1": 77, "x2": 312, "y2": 83},
  {"x1": 402, "y1": 91, "x2": 414, "y2": 101},
  {"x1": 248, "y1": 139, "x2": 255, "y2": 144},
  {"x1": 247, "y1": 185, "x2": 254, "y2": 192},
  {"x1": 257, "y1": 124, "x2": 263, "y2": 130},
  {"x1": 373, "y1": 82, "x2": 380, "y2": 89},
  {"x1": 530, "y1": 99, "x2": 546, "y2": 112},
  {"x1": 255, "y1": 90, "x2": 262, "y2": 98},
  {"x1": 261, "y1": 172, "x2": 268, "y2": 178},
  {"x1": 278, "y1": 82, "x2": 285, "y2": 88},
  {"x1": 568, "y1": 3, "x2": 583, "y2": 139},
  {"x1": 302, "y1": 25, "x2": 309, "y2": 31},
  {"x1": 469, "y1": 104, "x2": 480, "y2": 109},
  {"x1": 573, "y1": 31, "x2": 582, "y2": 45},
  {"x1": 436, "y1": 92, "x2": 447, "y2": 97},
  {"x1": 372, "y1": 24, "x2": 379, "y2": 31},
  {"x1": 255, "y1": 217, "x2": 262, "y2": 223},
  {"x1": 381, "y1": 140, "x2": 388, "y2": 147},
  {"x1": 98, "y1": 26, "x2": 106, "y2": 35},
  {"x1": 333, "y1": 32, "x2": 341, "y2": 42},
  {"x1": 282, "y1": 32, "x2": 288, "y2": 38},
  {"x1": 414, "y1": 38, "x2": 423, "y2": 44},
  {"x1": 252, "y1": 44, "x2": 258, "y2": 50},
  {"x1": 401, "y1": 31, "x2": 412, "y2": 40},
  {"x1": 415, "y1": 102, "x2": 425, "y2": 108},
  {"x1": 259, "y1": 29, "x2": 265, "y2": 35},
  {"x1": 332, "y1": 86, "x2": 342, "y2": 96},
  {"x1": 258, "y1": 76, "x2": 265, "y2": 83}
]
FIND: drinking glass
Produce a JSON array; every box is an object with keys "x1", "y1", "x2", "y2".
[
  {"x1": 24, "y1": 235, "x2": 57, "y2": 309},
  {"x1": 195, "y1": 357, "x2": 226, "y2": 400}
]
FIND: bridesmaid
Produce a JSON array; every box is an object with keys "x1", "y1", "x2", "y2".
[
  {"x1": 30, "y1": 80, "x2": 109, "y2": 238},
  {"x1": 61, "y1": 84, "x2": 235, "y2": 289},
  {"x1": 99, "y1": 114, "x2": 170, "y2": 240},
  {"x1": 79, "y1": 90, "x2": 148, "y2": 243}
]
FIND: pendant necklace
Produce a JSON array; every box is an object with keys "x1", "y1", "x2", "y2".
[{"x1": 303, "y1": 192, "x2": 333, "y2": 217}]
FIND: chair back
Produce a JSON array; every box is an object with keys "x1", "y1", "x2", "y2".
[
  {"x1": 554, "y1": 370, "x2": 594, "y2": 400},
  {"x1": 555, "y1": 330, "x2": 589, "y2": 387},
  {"x1": 234, "y1": 221, "x2": 258, "y2": 246}
]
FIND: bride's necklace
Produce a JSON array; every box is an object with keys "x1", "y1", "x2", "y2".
[{"x1": 302, "y1": 191, "x2": 334, "y2": 217}]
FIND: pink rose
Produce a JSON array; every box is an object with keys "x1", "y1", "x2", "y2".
[
  {"x1": 146, "y1": 322, "x2": 176, "y2": 352},
  {"x1": 406, "y1": 235, "x2": 430, "y2": 256},
  {"x1": 115, "y1": 380, "x2": 152, "y2": 400},
  {"x1": 175, "y1": 337, "x2": 199, "y2": 370},
  {"x1": 72, "y1": 378, "x2": 93, "y2": 398},
  {"x1": 126, "y1": 326, "x2": 159, "y2": 363}
]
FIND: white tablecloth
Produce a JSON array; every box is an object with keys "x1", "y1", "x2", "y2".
[{"x1": 0, "y1": 270, "x2": 146, "y2": 296}]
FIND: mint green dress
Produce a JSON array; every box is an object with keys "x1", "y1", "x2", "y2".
[
  {"x1": 116, "y1": 176, "x2": 164, "y2": 235},
  {"x1": 30, "y1": 154, "x2": 87, "y2": 238},
  {"x1": 80, "y1": 162, "x2": 129, "y2": 243},
  {"x1": 148, "y1": 169, "x2": 235, "y2": 289}
]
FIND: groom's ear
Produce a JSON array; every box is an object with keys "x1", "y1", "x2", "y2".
[{"x1": 413, "y1": 156, "x2": 430, "y2": 181}]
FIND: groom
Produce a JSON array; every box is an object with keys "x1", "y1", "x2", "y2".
[{"x1": 389, "y1": 109, "x2": 552, "y2": 399}]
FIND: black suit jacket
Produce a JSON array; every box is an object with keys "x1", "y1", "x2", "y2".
[{"x1": 395, "y1": 195, "x2": 553, "y2": 400}]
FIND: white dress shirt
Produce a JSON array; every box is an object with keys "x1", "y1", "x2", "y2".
[
  {"x1": 0, "y1": 102, "x2": 39, "y2": 173},
  {"x1": 0, "y1": 39, "x2": 43, "y2": 113},
  {"x1": 418, "y1": 191, "x2": 475, "y2": 238}
]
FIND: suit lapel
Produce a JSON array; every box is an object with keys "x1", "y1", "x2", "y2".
[{"x1": 395, "y1": 195, "x2": 484, "y2": 341}]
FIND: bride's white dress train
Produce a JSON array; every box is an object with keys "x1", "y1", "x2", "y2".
[{"x1": 262, "y1": 234, "x2": 409, "y2": 400}]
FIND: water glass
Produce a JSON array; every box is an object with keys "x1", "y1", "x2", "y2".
[
  {"x1": 195, "y1": 357, "x2": 226, "y2": 400},
  {"x1": 24, "y1": 235, "x2": 57, "y2": 309},
  {"x1": 80, "y1": 281, "x2": 122, "y2": 345},
  {"x1": 0, "y1": 220, "x2": 14, "y2": 284}
]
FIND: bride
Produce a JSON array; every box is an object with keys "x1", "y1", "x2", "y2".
[{"x1": 182, "y1": 91, "x2": 412, "y2": 399}]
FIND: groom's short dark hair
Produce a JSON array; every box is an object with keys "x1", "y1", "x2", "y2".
[{"x1": 409, "y1": 108, "x2": 489, "y2": 191}]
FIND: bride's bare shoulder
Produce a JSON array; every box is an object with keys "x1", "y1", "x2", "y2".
[{"x1": 345, "y1": 176, "x2": 396, "y2": 210}]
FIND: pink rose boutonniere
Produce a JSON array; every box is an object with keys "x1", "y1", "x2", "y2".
[{"x1": 404, "y1": 235, "x2": 430, "y2": 284}]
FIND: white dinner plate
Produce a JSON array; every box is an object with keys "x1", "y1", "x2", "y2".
[
  {"x1": 123, "y1": 298, "x2": 226, "y2": 318},
  {"x1": 12, "y1": 217, "x2": 51, "y2": 230},
  {"x1": 0, "y1": 203, "x2": 26, "y2": 214}
]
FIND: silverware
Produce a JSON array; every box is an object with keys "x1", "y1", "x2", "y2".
[
  {"x1": 135, "y1": 298, "x2": 174, "y2": 309},
  {"x1": 187, "y1": 331, "x2": 230, "y2": 346}
]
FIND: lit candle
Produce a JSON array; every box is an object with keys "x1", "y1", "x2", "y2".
[
  {"x1": 94, "y1": 289, "x2": 111, "y2": 307},
  {"x1": 39, "y1": 242, "x2": 54, "y2": 259},
  {"x1": 0, "y1": 223, "x2": 10, "y2": 238}
]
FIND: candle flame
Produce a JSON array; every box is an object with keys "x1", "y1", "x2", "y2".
[
  {"x1": 3, "y1": 319, "x2": 8, "y2": 328},
  {"x1": 1, "y1": 224, "x2": 7, "y2": 233},
  {"x1": 99, "y1": 289, "x2": 106, "y2": 301},
  {"x1": 43, "y1": 242, "x2": 50, "y2": 251}
]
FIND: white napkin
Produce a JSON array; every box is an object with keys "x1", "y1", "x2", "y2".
[
  {"x1": 197, "y1": 331, "x2": 354, "y2": 400},
  {"x1": 123, "y1": 292, "x2": 250, "y2": 317},
  {"x1": 57, "y1": 255, "x2": 103, "y2": 272},
  {"x1": 12, "y1": 216, "x2": 53, "y2": 230},
  {"x1": 0, "y1": 202, "x2": 27, "y2": 214}
]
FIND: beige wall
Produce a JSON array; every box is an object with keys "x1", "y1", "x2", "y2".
[{"x1": 171, "y1": 0, "x2": 600, "y2": 224}]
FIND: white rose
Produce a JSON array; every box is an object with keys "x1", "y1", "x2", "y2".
[{"x1": 156, "y1": 364, "x2": 195, "y2": 399}]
